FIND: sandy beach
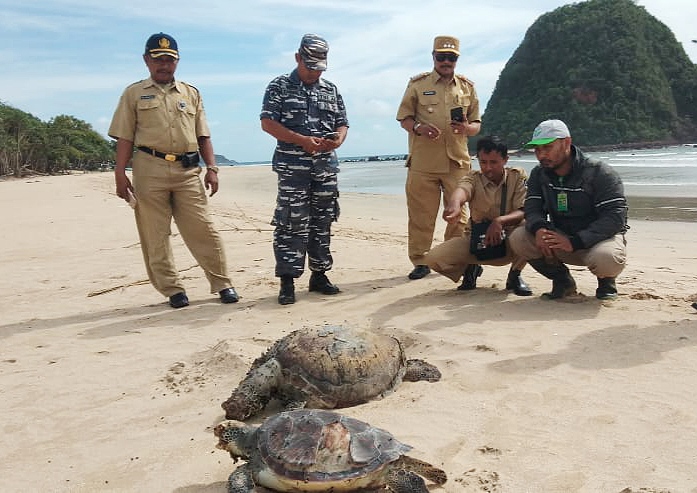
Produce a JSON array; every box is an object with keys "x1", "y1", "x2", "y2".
[{"x1": 2, "y1": 166, "x2": 697, "y2": 493}]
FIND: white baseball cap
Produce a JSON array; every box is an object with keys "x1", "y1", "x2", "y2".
[{"x1": 524, "y1": 119, "x2": 571, "y2": 148}]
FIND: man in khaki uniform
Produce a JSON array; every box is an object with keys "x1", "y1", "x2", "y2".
[
  {"x1": 424, "y1": 136, "x2": 532, "y2": 295},
  {"x1": 109, "y1": 32, "x2": 238, "y2": 309},
  {"x1": 396, "y1": 35, "x2": 481, "y2": 281}
]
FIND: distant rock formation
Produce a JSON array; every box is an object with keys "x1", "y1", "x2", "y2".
[
  {"x1": 481, "y1": 0, "x2": 697, "y2": 148},
  {"x1": 215, "y1": 154, "x2": 238, "y2": 165}
]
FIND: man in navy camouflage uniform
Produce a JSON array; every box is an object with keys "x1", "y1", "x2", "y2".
[{"x1": 260, "y1": 34, "x2": 349, "y2": 305}]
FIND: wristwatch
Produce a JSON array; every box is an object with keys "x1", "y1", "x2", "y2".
[
  {"x1": 206, "y1": 166, "x2": 219, "y2": 174},
  {"x1": 412, "y1": 121, "x2": 422, "y2": 135}
]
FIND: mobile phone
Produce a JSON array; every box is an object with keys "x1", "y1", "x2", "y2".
[
  {"x1": 450, "y1": 107, "x2": 464, "y2": 122},
  {"x1": 324, "y1": 132, "x2": 339, "y2": 140}
]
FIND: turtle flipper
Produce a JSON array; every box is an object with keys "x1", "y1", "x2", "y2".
[
  {"x1": 404, "y1": 359, "x2": 441, "y2": 382},
  {"x1": 227, "y1": 462, "x2": 255, "y2": 493},
  {"x1": 386, "y1": 469, "x2": 429, "y2": 493},
  {"x1": 283, "y1": 399, "x2": 307, "y2": 411},
  {"x1": 396, "y1": 456, "x2": 447, "y2": 485},
  {"x1": 222, "y1": 359, "x2": 282, "y2": 420}
]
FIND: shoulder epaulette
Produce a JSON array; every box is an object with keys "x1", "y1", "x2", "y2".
[
  {"x1": 456, "y1": 74, "x2": 475, "y2": 86},
  {"x1": 409, "y1": 72, "x2": 430, "y2": 82},
  {"x1": 126, "y1": 79, "x2": 146, "y2": 89}
]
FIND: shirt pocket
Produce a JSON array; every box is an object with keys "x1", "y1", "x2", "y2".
[
  {"x1": 417, "y1": 93, "x2": 440, "y2": 117},
  {"x1": 136, "y1": 99, "x2": 164, "y2": 132},
  {"x1": 177, "y1": 101, "x2": 197, "y2": 135},
  {"x1": 280, "y1": 90, "x2": 306, "y2": 128},
  {"x1": 317, "y1": 100, "x2": 338, "y2": 131},
  {"x1": 454, "y1": 93, "x2": 471, "y2": 108}
]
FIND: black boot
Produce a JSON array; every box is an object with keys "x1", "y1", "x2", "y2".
[
  {"x1": 528, "y1": 259, "x2": 577, "y2": 299},
  {"x1": 408, "y1": 265, "x2": 431, "y2": 280},
  {"x1": 458, "y1": 265, "x2": 483, "y2": 290},
  {"x1": 506, "y1": 269, "x2": 533, "y2": 296},
  {"x1": 309, "y1": 271, "x2": 340, "y2": 295},
  {"x1": 278, "y1": 275, "x2": 295, "y2": 305},
  {"x1": 596, "y1": 277, "x2": 618, "y2": 300}
]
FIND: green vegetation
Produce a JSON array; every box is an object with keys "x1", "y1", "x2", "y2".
[
  {"x1": 0, "y1": 102, "x2": 113, "y2": 177},
  {"x1": 481, "y1": 0, "x2": 697, "y2": 148}
]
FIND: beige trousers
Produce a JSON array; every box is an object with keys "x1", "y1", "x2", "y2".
[
  {"x1": 424, "y1": 234, "x2": 527, "y2": 282},
  {"x1": 406, "y1": 162, "x2": 469, "y2": 264},
  {"x1": 132, "y1": 153, "x2": 232, "y2": 297},
  {"x1": 508, "y1": 226, "x2": 627, "y2": 278}
]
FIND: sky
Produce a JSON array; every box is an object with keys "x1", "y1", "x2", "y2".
[{"x1": 1, "y1": 1, "x2": 696, "y2": 163}]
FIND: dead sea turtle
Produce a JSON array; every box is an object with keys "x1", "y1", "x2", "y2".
[
  {"x1": 214, "y1": 409, "x2": 447, "y2": 493},
  {"x1": 221, "y1": 325, "x2": 441, "y2": 420}
]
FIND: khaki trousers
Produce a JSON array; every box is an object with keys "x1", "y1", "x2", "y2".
[
  {"x1": 406, "y1": 162, "x2": 469, "y2": 264},
  {"x1": 508, "y1": 226, "x2": 627, "y2": 278},
  {"x1": 424, "y1": 234, "x2": 527, "y2": 282},
  {"x1": 132, "y1": 153, "x2": 232, "y2": 297}
]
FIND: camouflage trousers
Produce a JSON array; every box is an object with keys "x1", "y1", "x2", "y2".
[{"x1": 272, "y1": 164, "x2": 339, "y2": 278}]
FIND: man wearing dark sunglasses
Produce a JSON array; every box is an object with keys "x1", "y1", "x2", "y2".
[{"x1": 397, "y1": 35, "x2": 481, "y2": 282}]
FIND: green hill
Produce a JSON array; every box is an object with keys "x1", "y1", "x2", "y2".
[{"x1": 481, "y1": 0, "x2": 697, "y2": 148}]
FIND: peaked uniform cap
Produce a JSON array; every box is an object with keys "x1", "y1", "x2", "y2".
[
  {"x1": 433, "y1": 36, "x2": 460, "y2": 55},
  {"x1": 145, "y1": 33, "x2": 179, "y2": 59},
  {"x1": 525, "y1": 119, "x2": 571, "y2": 148},
  {"x1": 299, "y1": 33, "x2": 329, "y2": 71}
]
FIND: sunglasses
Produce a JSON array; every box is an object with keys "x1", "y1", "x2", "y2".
[{"x1": 434, "y1": 53, "x2": 458, "y2": 63}]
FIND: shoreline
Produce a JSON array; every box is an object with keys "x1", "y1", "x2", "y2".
[{"x1": 4, "y1": 170, "x2": 697, "y2": 223}]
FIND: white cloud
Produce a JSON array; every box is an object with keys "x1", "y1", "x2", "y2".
[{"x1": 0, "y1": 0, "x2": 695, "y2": 161}]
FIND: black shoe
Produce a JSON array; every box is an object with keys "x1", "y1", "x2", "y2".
[
  {"x1": 309, "y1": 271, "x2": 340, "y2": 295},
  {"x1": 278, "y1": 276, "x2": 295, "y2": 305},
  {"x1": 408, "y1": 265, "x2": 431, "y2": 280},
  {"x1": 596, "y1": 277, "x2": 618, "y2": 300},
  {"x1": 219, "y1": 287, "x2": 239, "y2": 304},
  {"x1": 541, "y1": 276, "x2": 577, "y2": 300},
  {"x1": 506, "y1": 269, "x2": 533, "y2": 296},
  {"x1": 169, "y1": 292, "x2": 189, "y2": 308},
  {"x1": 458, "y1": 265, "x2": 483, "y2": 290},
  {"x1": 692, "y1": 302, "x2": 697, "y2": 311}
]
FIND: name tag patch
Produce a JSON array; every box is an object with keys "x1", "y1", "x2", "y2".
[
  {"x1": 140, "y1": 95, "x2": 155, "y2": 100},
  {"x1": 422, "y1": 90, "x2": 436, "y2": 95}
]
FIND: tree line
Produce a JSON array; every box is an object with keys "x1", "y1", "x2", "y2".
[{"x1": 0, "y1": 102, "x2": 113, "y2": 177}]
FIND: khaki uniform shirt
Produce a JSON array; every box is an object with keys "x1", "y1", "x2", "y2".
[
  {"x1": 108, "y1": 78, "x2": 210, "y2": 154},
  {"x1": 396, "y1": 70, "x2": 480, "y2": 173},
  {"x1": 460, "y1": 167, "x2": 527, "y2": 232}
]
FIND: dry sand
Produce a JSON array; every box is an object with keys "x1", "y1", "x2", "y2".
[{"x1": 1, "y1": 166, "x2": 697, "y2": 493}]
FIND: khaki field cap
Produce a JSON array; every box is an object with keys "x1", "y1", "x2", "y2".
[
  {"x1": 433, "y1": 35, "x2": 460, "y2": 55},
  {"x1": 525, "y1": 119, "x2": 571, "y2": 148}
]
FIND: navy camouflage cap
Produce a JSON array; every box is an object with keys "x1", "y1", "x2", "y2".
[
  {"x1": 145, "y1": 33, "x2": 179, "y2": 59},
  {"x1": 298, "y1": 33, "x2": 328, "y2": 71}
]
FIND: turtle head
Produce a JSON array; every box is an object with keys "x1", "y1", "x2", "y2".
[{"x1": 214, "y1": 420, "x2": 256, "y2": 461}]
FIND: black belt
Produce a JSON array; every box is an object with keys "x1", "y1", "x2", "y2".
[{"x1": 137, "y1": 146, "x2": 185, "y2": 162}]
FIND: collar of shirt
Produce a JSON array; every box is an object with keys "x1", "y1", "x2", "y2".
[
  {"x1": 429, "y1": 70, "x2": 456, "y2": 86},
  {"x1": 480, "y1": 168, "x2": 508, "y2": 189},
  {"x1": 142, "y1": 77, "x2": 182, "y2": 93},
  {"x1": 289, "y1": 68, "x2": 324, "y2": 89}
]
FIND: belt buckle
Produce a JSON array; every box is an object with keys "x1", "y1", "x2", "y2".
[{"x1": 164, "y1": 154, "x2": 176, "y2": 162}]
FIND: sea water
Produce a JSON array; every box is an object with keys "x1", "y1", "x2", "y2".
[
  {"x1": 339, "y1": 144, "x2": 697, "y2": 198},
  {"x1": 242, "y1": 144, "x2": 697, "y2": 221}
]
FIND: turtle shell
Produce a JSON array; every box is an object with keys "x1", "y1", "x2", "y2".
[
  {"x1": 257, "y1": 409, "x2": 411, "y2": 485},
  {"x1": 271, "y1": 326, "x2": 407, "y2": 407}
]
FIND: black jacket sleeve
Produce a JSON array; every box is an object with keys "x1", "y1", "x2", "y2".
[{"x1": 523, "y1": 165, "x2": 553, "y2": 235}]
